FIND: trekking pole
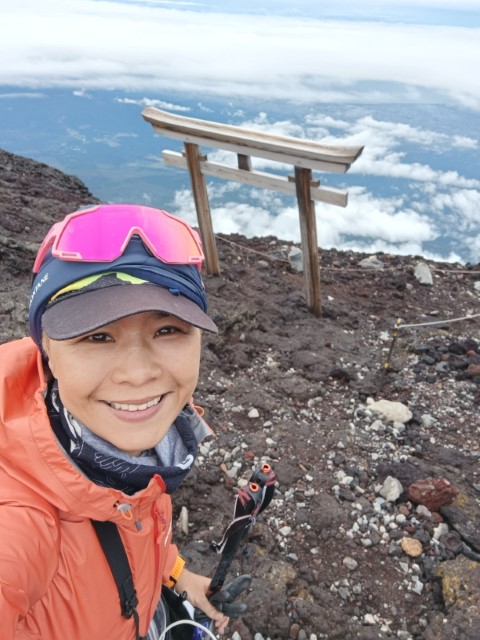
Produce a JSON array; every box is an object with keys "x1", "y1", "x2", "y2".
[{"x1": 193, "y1": 462, "x2": 276, "y2": 638}]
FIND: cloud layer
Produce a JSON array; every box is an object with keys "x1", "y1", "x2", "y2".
[{"x1": 1, "y1": 0, "x2": 479, "y2": 108}]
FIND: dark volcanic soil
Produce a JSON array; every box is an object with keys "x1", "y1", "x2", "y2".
[{"x1": 1, "y1": 148, "x2": 480, "y2": 640}]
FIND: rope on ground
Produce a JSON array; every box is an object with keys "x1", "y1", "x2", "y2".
[
  {"x1": 382, "y1": 313, "x2": 480, "y2": 374},
  {"x1": 395, "y1": 312, "x2": 480, "y2": 331},
  {"x1": 216, "y1": 235, "x2": 290, "y2": 263},
  {"x1": 215, "y1": 236, "x2": 480, "y2": 275}
]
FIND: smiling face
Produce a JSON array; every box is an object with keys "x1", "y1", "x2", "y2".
[{"x1": 43, "y1": 311, "x2": 202, "y2": 456}]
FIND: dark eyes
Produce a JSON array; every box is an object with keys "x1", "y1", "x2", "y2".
[
  {"x1": 156, "y1": 325, "x2": 184, "y2": 336},
  {"x1": 85, "y1": 332, "x2": 111, "y2": 343},
  {"x1": 82, "y1": 325, "x2": 187, "y2": 342}
]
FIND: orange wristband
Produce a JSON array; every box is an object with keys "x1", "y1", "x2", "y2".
[{"x1": 164, "y1": 555, "x2": 186, "y2": 588}]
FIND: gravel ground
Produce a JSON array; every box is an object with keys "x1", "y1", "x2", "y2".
[{"x1": 1, "y1": 148, "x2": 480, "y2": 639}]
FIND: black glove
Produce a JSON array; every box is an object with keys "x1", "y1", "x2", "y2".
[{"x1": 209, "y1": 575, "x2": 252, "y2": 618}]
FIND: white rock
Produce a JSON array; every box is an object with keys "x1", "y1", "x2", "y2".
[
  {"x1": 279, "y1": 525, "x2": 292, "y2": 536},
  {"x1": 379, "y1": 476, "x2": 404, "y2": 502},
  {"x1": 474, "y1": 281, "x2": 480, "y2": 292},
  {"x1": 359, "y1": 255, "x2": 384, "y2": 270},
  {"x1": 226, "y1": 466, "x2": 239, "y2": 479},
  {"x1": 288, "y1": 247, "x2": 304, "y2": 272},
  {"x1": 343, "y1": 556, "x2": 358, "y2": 571},
  {"x1": 368, "y1": 399, "x2": 413, "y2": 424},
  {"x1": 412, "y1": 576, "x2": 424, "y2": 594},
  {"x1": 248, "y1": 408, "x2": 260, "y2": 419},
  {"x1": 433, "y1": 523, "x2": 449, "y2": 540},
  {"x1": 416, "y1": 505, "x2": 432, "y2": 518},
  {"x1": 364, "y1": 613, "x2": 377, "y2": 625},
  {"x1": 176, "y1": 506, "x2": 189, "y2": 535},
  {"x1": 414, "y1": 261, "x2": 433, "y2": 285},
  {"x1": 420, "y1": 413, "x2": 435, "y2": 428}
]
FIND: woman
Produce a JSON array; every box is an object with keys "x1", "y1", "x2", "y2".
[{"x1": 0, "y1": 204, "x2": 231, "y2": 639}]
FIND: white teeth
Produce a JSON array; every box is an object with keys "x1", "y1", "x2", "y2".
[{"x1": 110, "y1": 397, "x2": 161, "y2": 412}]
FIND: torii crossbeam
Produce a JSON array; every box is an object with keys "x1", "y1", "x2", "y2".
[{"x1": 142, "y1": 107, "x2": 363, "y2": 316}]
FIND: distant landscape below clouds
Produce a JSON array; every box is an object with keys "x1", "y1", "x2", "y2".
[{"x1": 0, "y1": 0, "x2": 479, "y2": 263}]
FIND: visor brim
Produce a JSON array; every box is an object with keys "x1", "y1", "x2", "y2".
[{"x1": 42, "y1": 283, "x2": 218, "y2": 339}]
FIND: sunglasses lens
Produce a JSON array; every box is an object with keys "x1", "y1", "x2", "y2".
[{"x1": 48, "y1": 205, "x2": 203, "y2": 266}]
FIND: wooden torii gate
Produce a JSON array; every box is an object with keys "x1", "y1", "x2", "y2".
[{"x1": 142, "y1": 108, "x2": 363, "y2": 316}]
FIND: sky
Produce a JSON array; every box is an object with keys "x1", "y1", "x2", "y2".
[{"x1": 1, "y1": 0, "x2": 479, "y2": 263}]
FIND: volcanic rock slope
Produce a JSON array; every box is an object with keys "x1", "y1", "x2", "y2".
[{"x1": 1, "y1": 148, "x2": 480, "y2": 640}]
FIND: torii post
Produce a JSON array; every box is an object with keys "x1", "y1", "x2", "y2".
[{"x1": 142, "y1": 108, "x2": 363, "y2": 317}]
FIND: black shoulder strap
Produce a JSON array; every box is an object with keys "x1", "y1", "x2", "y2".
[{"x1": 91, "y1": 520, "x2": 142, "y2": 640}]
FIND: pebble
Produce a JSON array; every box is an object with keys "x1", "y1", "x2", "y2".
[
  {"x1": 411, "y1": 576, "x2": 424, "y2": 595},
  {"x1": 364, "y1": 613, "x2": 377, "y2": 625},
  {"x1": 379, "y1": 476, "x2": 404, "y2": 501},
  {"x1": 176, "y1": 506, "x2": 189, "y2": 535},
  {"x1": 401, "y1": 537, "x2": 423, "y2": 557},
  {"x1": 248, "y1": 408, "x2": 260, "y2": 419},
  {"x1": 408, "y1": 477, "x2": 459, "y2": 511},
  {"x1": 416, "y1": 504, "x2": 432, "y2": 518},
  {"x1": 420, "y1": 413, "x2": 435, "y2": 428},
  {"x1": 226, "y1": 466, "x2": 239, "y2": 479},
  {"x1": 414, "y1": 261, "x2": 433, "y2": 285},
  {"x1": 288, "y1": 247, "x2": 303, "y2": 272},
  {"x1": 399, "y1": 561, "x2": 409, "y2": 573},
  {"x1": 343, "y1": 556, "x2": 358, "y2": 571},
  {"x1": 359, "y1": 255, "x2": 384, "y2": 269},
  {"x1": 368, "y1": 399, "x2": 413, "y2": 424}
]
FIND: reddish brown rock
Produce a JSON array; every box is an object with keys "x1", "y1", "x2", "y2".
[
  {"x1": 467, "y1": 363, "x2": 480, "y2": 377},
  {"x1": 407, "y1": 478, "x2": 459, "y2": 512},
  {"x1": 431, "y1": 512, "x2": 445, "y2": 524}
]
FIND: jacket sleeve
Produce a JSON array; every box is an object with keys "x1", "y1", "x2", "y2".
[{"x1": 0, "y1": 486, "x2": 60, "y2": 638}]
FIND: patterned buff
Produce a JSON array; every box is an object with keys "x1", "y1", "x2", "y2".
[{"x1": 46, "y1": 383, "x2": 208, "y2": 495}]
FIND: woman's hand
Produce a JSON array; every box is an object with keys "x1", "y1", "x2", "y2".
[{"x1": 175, "y1": 567, "x2": 229, "y2": 635}]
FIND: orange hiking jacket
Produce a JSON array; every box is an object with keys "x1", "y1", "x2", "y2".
[{"x1": 0, "y1": 338, "x2": 180, "y2": 639}]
